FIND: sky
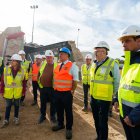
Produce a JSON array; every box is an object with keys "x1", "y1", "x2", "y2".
[{"x1": 0, "y1": 0, "x2": 140, "y2": 59}]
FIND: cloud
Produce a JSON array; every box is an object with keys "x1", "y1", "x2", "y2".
[{"x1": 0, "y1": 0, "x2": 139, "y2": 59}]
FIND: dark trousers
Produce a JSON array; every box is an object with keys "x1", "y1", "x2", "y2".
[
  {"x1": 5, "y1": 98, "x2": 20, "y2": 120},
  {"x1": 32, "y1": 81, "x2": 40, "y2": 102},
  {"x1": 20, "y1": 80, "x2": 28, "y2": 103},
  {"x1": 83, "y1": 84, "x2": 90, "y2": 108},
  {"x1": 120, "y1": 116, "x2": 140, "y2": 140},
  {"x1": 90, "y1": 96, "x2": 111, "y2": 140},
  {"x1": 54, "y1": 90, "x2": 73, "y2": 130},
  {"x1": 20, "y1": 95, "x2": 25, "y2": 102},
  {"x1": 40, "y1": 87, "x2": 56, "y2": 121}
]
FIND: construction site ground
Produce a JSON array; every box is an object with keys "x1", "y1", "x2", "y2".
[{"x1": 0, "y1": 82, "x2": 125, "y2": 140}]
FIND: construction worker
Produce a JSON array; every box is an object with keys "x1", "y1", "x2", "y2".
[
  {"x1": 90, "y1": 41, "x2": 120, "y2": 140},
  {"x1": 38, "y1": 50, "x2": 57, "y2": 125},
  {"x1": 81, "y1": 54, "x2": 92, "y2": 112},
  {"x1": 18, "y1": 50, "x2": 31, "y2": 106},
  {"x1": 0, "y1": 54, "x2": 26, "y2": 128},
  {"x1": 114, "y1": 25, "x2": 140, "y2": 140},
  {"x1": 0, "y1": 56, "x2": 4, "y2": 120},
  {"x1": 0, "y1": 57, "x2": 4, "y2": 80},
  {"x1": 31, "y1": 54, "x2": 42, "y2": 106},
  {"x1": 52, "y1": 47, "x2": 79, "y2": 140},
  {"x1": 41, "y1": 55, "x2": 46, "y2": 62}
]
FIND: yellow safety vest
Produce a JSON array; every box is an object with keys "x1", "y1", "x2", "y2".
[
  {"x1": 4, "y1": 67, "x2": 25, "y2": 99},
  {"x1": 90, "y1": 58, "x2": 115, "y2": 101},
  {"x1": 21, "y1": 60, "x2": 31, "y2": 80},
  {"x1": 118, "y1": 51, "x2": 140, "y2": 117},
  {"x1": 38, "y1": 61, "x2": 57, "y2": 88},
  {"x1": 81, "y1": 64, "x2": 91, "y2": 85},
  {"x1": 0, "y1": 57, "x2": 3, "y2": 67}
]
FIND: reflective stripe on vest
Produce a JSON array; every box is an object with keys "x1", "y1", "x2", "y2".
[
  {"x1": 122, "y1": 84, "x2": 140, "y2": 93},
  {"x1": 4, "y1": 67, "x2": 25, "y2": 99},
  {"x1": 90, "y1": 58, "x2": 115, "y2": 101},
  {"x1": 122, "y1": 99, "x2": 139, "y2": 108},
  {"x1": 91, "y1": 79, "x2": 113, "y2": 85},
  {"x1": 118, "y1": 52, "x2": 140, "y2": 117},
  {"x1": 54, "y1": 61, "x2": 73, "y2": 91}
]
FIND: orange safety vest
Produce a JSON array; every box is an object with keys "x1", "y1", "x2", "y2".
[
  {"x1": 32, "y1": 63, "x2": 40, "y2": 81},
  {"x1": 54, "y1": 61, "x2": 73, "y2": 91}
]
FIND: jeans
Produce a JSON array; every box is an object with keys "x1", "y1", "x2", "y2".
[{"x1": 5, "y1": 98, "x2": 20, "y2": 120}]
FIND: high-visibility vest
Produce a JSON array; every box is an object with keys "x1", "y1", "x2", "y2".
[
  {"x1": 38, "y1": 61, "x2": 57, "y2": 88},
  {"x1": 3, "y1": 66, "x2": 25, "y2": 99},
  {"x1": 90, "y1": 58, "x2": 115, "y2": 101},
  {"x1": 21, "y1": 60, "x2": 31, "y2": 80},
  {"x1": 54, "y1": 61, "x2": 73, "y2": 91},
  {"x1": 32, "y1": 63, "x2": 40, "y2": 81},
  {"x1": 118, "y1": 51, "x2": 140, "y2": 117},
  {"x1": 81, "y1": 64, "x2": 91, "y2": 85},
  {"x1": 0, "y1": 57, "x2": 3, "y2": 67}
]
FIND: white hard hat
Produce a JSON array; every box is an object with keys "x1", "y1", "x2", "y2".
[
  {"x1": 119, "y1": 25, "x2": 140, "y2": 41},
  {"x1": 95, "y1": 41, "x2": 110, "y2": 51},
  {"x1": 35, "y1": 54, "x2": 42, "y2": 59},
  {"x1": 85, "y1": 54, "x2": 92, "y2": 59},
  {"x1": 45, "y1": 50, "x2": 54, "y2": 57},
  {"x1": 18, "y1": 50, "x2": 25, "y2": 55},
  {"x1": 11, "y1": 54, "x2": 22, "y2": 61}
]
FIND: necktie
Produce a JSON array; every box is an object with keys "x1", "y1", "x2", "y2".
[{"x1": 59, "y1": 63, "x2": 64, "y2": 71}]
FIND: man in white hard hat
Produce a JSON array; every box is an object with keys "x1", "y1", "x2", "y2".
[
  {"x1": 31, "y1": 54, "x2": 42, "y2": 106},
  {"x1": 81, "y1": 54, "x2": 92, "y2": 112},
  {"x1": 18, "y1": 50, "x2": 31, "y2": 106},
  {"x1": 90, "y1": 41, "x2": 120, "y2": 140},
  {"x1": 114, "y1": 25, "x2": 140, "y2": 140},
  {"x1": 0, "y1": 54, "x2": 26, "y2": 128},
  {"x1": 38, "y1": 50, "x2": 57, "y2": 125}
]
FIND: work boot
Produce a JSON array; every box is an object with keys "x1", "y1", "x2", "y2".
[
  {"x1": 52, "y1": 124, "x2": 65, "y2": 131},
  {"x1": 31, "y1": 101, "x2": 37, "y2": 106},
  {"x1": 13, "y1": 117, "x2": 19, "y2": 125},
  {"x1": 38, "y1": 115, "x2": 46, "y2": 124},
  {"x1": 66, "y1": 129, "x2": 72, "y2": 139},
  {"x1": 1, "y1": 120, "x2": 9, "y2": 128},
  {"x1": 82, "y1": 107, "x2": 88, "y2": 112}
]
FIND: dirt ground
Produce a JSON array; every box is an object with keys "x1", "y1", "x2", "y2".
[{"x1": 0, "y1": 83, "x2": 125, "y2": 140}]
